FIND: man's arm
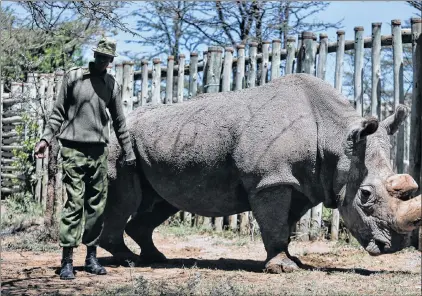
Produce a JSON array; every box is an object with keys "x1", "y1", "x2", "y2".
[
  {"x1": 108, "y1": 80, "x2": 136, "y2": 163},
  {"x1": 41, "y1": 72, "x2": 69, "y2": 144}
]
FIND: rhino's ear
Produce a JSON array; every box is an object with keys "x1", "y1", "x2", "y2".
[
  {"x1": 380, "y1": 105, "x2": 409, "y2": 135},
  {"x1": 347, "y1": 117, "x2": 379, "y2": 144}
]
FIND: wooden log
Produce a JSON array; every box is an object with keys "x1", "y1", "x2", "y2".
[
  {"x1": 297, "y1": 209, "x2": 311, "y2": 241},
  {"x1": 46, "y1": 74, "x2": 55, "y2": 113},
  {"x1": 2, "y1": 116, "x2": 22, "y2": 124},
  {"x1": 204, "y1": 46, "x2": 223, "y2": 94},
  {"x1": 1, "y1": 166, "x2": 20, "y2": 171},
  {"x1": 239, "y1": 211, "x2": 249, "y2": 235},
  {"x1": 222, "y1": 47, "x2": 234, "y2": 92},
  {"x1": 151, "y1": 58, "x2": 162, "y2": 105},
  {"x1": 296, "y1": 34, "x2": 303, "y2": 73},
  {"x1": 246, "y1": 42, "x2": 258, "y2": 88},
  {"x1": 1, "y1": 187, "x2": 22, "y2": 194},
  {"x1": 165, "y1": 56, "x2": 174, "y2": 104},
  {"x1": 202, "y1": 51, "x2": 208, "y2": 93},
  {"x1": 335, "y1": 30, "x2": 346, "y2": 91},
  {"x1": 1, "y1": 159, "x2": 15, "y2": 165},
  {"x1": 409, "y1": 18, "x2": 422, "y2": 195},
  {"x1": 189, "y1": 52, "x2": 199, "y2": 99},
  {"x1": 2, "y1": 98, "x2": 23, "y2": 106},
  {"x1": 41, "y1": 148, "x2": 49, "y2": 211},
  {"x1": 310, "y1": 203, "x2": 323, "y2": 241},
  {"x1": 38, "y1": 74, "x2": 48, "y2": 113},
  {"x1": 317, "y1": 33, "x2": 328, "y2": 80},
  {"x1": 312, "y1": 33, "x2": 318, "y2": 76},
  {"x1": 285, "y1": 36, "x2": 296, "y2": 75},
  {"x1": 176, "y1": 54, "x2": 185, "y2": 103},
  {"x1": 1, "y1": 145, "x2": 23, "y2": 151},
  {"x1": 1, "y1": 173, "x2": 25, "y2": 180},
  {"x1": 122, "y1": 61, "x2": 134, "y2": 115},
  {"x1": 354, "y1": 26, "x2": 365, "y2": 116},
  {"x1": 300, "y1": 32, "x2": 316, "y2": 75},
  {"x1": 115, "y1": 64, "x2": 123, "y2": 87},
  {"x1": 2, "y1": 137, "x2": 20, "y2": 145},
  {"x1": 202, "y1": 216, "x2": 213, "y2": 230},
  {"x1": 392, "y1": 20, "x2": 405, "y2": 174},
  {"x1": 271, "y1": 39, "x2": 281, "y2": 80},
  {"x1": 35, "y1": 155, "x2": 43, "y2": 203},
  {"x1": 371, "y1": 23, "x2": 382, "y2": 119},
  {"x1": 1, "y1": 152, "x2": 14, "y2": 158},
  {"x1": 141, "y1": 60, "x2": 149, "y2": 106},
  {"x1": 214, "y1": 217, "x2": 224, "y2": 232},
  {"x1": 235, "y1": 44, "x2": 245, "y2": 90},
  {"x1": 259, "y1": 41, "x2": 270, "y2": 85}
]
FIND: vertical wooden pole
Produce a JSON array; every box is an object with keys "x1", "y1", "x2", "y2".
[
  {"x1": 246, "y1": 42, "x2": 258, "y2": 88},
  {"x1": 296, "y1": 34, "x2": 303, "y2": 74},
  {"x1": 204, "y1": 46, "x2": 223, "y2": 94},
  {"x1": 317, "y1": 33, "x2": 328, "y2": 80},
  {"x1": 409, "y1": 18, "x2": 421, "y2": 196},
  {"x1": 271, "y1": 39, "x2": 281, "y2": 80},
  {"x1": 312, "y1": 34, "x2": 318, "y2": 76},
  {"x1": 285, "y1": 36, "x2": 296, "y2": 75},
  {"x1": 202, "y1": 51, "x2": 208, "y2": 93},
  {"x1": 260, "y1": 41, "x2": 270, "y2": 85},
  {"x1": 141, "y1": 60, "x2": 149, "y2": 106},
  {"x1": 235, "y1": 44, "x2": 245, "y2": 90},
  {"x1": 371, "y1": 23, "x2": 382, "y2": 119},
  {"x1": 165, "y1": 56, "x2": 174, "y2": 104},
  {"x1": 222, "y1": 47, "x2": 234, "y2": 92},
  {"x1": 151, "y1": 58, "x2": 161, "y2": 105},
  {"x1": 392, "y1": 19, "x2": 405, "y2": 174},
  {"x1": 122, "y1": 62, "x2": 134, "y2": 114},
  {"x1": 115, "y1": 64, "x2": 123, "y2": 89},
  {"x1": 176, "y1": 54, "x2": 185, "y2": 103},
  {"x1": 334, "y1": 30, "x2": 346, "y2": 92},
  {"x1": 354, "y1": 26, "x2": 364, "y2": 116},
  {"x1": 0, "y1": 80, "x2": 2, "y2": 199},
  {"x1": 189, "y1": 52, "x2": 199, "y2": 99}
]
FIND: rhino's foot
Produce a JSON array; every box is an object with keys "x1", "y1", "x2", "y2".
[
  {"x1": 265, "y1": 253, "x2": 299, "y2": 273},
  {"x1": 138, "y1": 250, "x2": 168, "y2": 264},
  {"x1": 112, "y1": 252, "x2": 140, "y2": 267}
]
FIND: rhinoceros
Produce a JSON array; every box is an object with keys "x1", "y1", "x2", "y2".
[{"x1": 99, "y1": 73, "x2": 421, "y2": 273}]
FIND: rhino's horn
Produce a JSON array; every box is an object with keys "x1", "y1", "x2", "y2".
[
  {"x1": 394, "y1": 195, "x2": 422, "y2": 233},
  {"x1": 386, "y1": 174, "x2": 418, "y2": 200}
]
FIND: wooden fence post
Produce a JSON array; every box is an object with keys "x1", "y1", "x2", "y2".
[
  {"x1": 317, "y1": 33, "x2": 328, "y2": 80},
  {"x1": 246, "y1": 42, "x2": 258, "y2": 88},
  {"x1": 296, "y1": 34, "x2": 303, "y2": 74},
  {"x1": 189, "y1": 52, "x2": 198, "y2": 99},
  {"x1": 235, "y1": 44, "x2": 245, "y2": 90},
  {"x1": 141, "y1": 60, "x2": 149, "y2": 106},
  {"x1": 285, "y1": 36, "x2": 296, "y2": 75},
  {"x1": 392, "y1": 20, "x2": 405, "y2": 174},
  {"x1": 202, "y1": 51, "x2": 208, "y2": 93},
  {"x1": 176, "y1": 54, "x2": 185, "y2": 103},
  {"x1": 222, "y1": 47, "x2": 234, "y2": 92},
  {"x1": 409, "y1": 18, "x2": 421, "y2": 195},
  {"x1": 271, "y1": 39, "x2": 281, "y2": 80},
  {"x1": 334, "y1": 30, "x2": 345, "y2": 92},
  {"x1": 115, "y1": 63, "x2": 123, "y2": 89},
  {"x1": 260, "y1": 41, "x2": 270, "y2": 85},
  {"x1": 0, "y1": 80, "x2": 3, "y2": 198},
  {"x1": 354, "y1": 26, "x2": 364, "y2": 116},
  {"x1": 204, "y1": 46, "x2": 223, "y2": 94},
  {"x1": 296, "y1": 31, "x2": 316, "y2": 241},
  {"x1": 371, "y1": 23, "x2": 382, "y2": 119},
  {"x1": 151, "y1": 58, "x2": 161, "y2": 105},
  {"x1": 122, "y1": 61, "x2": 134, "y2": 114},
  {"x1": 165, "y1": 56, "x2": 174, "y2": 104}
]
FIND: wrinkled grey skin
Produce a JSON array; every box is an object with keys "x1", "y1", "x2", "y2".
[{"x1": 99, "y1": 74, "x2": 419, "y2": 273}]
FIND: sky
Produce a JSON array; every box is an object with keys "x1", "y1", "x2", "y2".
[{"x1": 110, "y1": 1, "x2": 420, "y2": 63}]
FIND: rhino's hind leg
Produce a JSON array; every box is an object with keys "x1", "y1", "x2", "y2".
[
  {"x1": 249, "y1": 185, "x2": 299, "y2": 273},
  {"x1": 125, "y1": 199, "x2": 179, "y2": 264}
]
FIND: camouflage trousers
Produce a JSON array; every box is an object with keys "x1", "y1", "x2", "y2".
[{"x1": 59, "y1": 141, "x2": 108, "y2": 247}]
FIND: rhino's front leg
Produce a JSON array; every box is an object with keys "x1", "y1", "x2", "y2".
[{"x1": 249, "y1": 185, "x2": 299, "y2": 273}]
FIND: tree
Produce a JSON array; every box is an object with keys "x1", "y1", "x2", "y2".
[{"x1": 406, "y1": 1, "x2": 422, "y2": 14}]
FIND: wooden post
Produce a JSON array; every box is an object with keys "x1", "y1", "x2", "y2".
[
  {"x1": 300, "y1": 31, "x2": 316, "y2": 74},
  {"x1": 271, "y1": 39, "x2": 281, "y2": 80},
  {"x1": 0, "y1": 80, "x2": 3, "y2": 198},
  {"x1": 371, "y1": 23, "x2": 382, "y2": 119},
  {"x1": 354, "y1": 26, "x2": 364, "y2": 116},
  {"x1": 221, "y1": 47, "x2": 234, "y2": 92},
  {"x1": 317, "y1": 33, "x2": 328, "y2": 80},
  {"x1": 176, "y1": 54, "x2": 185, "y2": 103},
  {"x1": 141, "y1": 60, "x2": 149, "y2": 106},
  {"x1": 334, "y1": 30, "x2": 345, "y2": 92},
  {"x1": 235, "y1": 44, "x2": 245, "y2": 90},
  {"x1": 115, "y1": 64, "x2": 123, "y2": 89},
  {"x1": 165, "y1": 56, "x2": 174, "y2": 104},
  {"x1": 392, "y1": 20, "x2": 405, "y2": 174},
  {"x1": 204, "y1": 46, "x2": 223, "y2": 93},
  {"x1": 409, "y1": 18, "x2": 421, "y2": 196},
  {"x1": 202, "y1": 51, "x2": 208, "y2": 93},
  {"x1": 296, "y1": 34, "x2": 303, "y2": 74},
  {"x1": 260, "y1": 41, "x2": 270, "y2": 85},
  {"x1": 285, "y1": 36, "x2": 296, "y2": 75},
  {"x1": 189, "y1": 52, "x2": 199, "y2": 99},
  {"x1": 246, "y1": 42, "x2": 258, "y2": 88},
  {"x1": 122, "y1": 61, "x2": 134, "y2": 114},
  {"x1": 310, "y1": 203, "x2": 322, "y2": 241},
  {"x1": 312, "y1": 33, "x2": 318, "y2": 76},
  {"x1": 151, "y1": 58, "x2": 161, "y2": 105}
]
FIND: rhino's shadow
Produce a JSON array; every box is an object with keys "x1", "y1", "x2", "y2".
[{"x1": 97, "y1": 256, "x2": 413, "y2": 276}]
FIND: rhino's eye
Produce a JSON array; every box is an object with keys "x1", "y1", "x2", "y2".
[{"x1": 360, "y1": 188, "x2": 373, "y2": 204}]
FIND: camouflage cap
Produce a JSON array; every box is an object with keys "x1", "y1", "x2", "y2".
[{"x1": 92, "y1": 37, "x2": 118, "y2": 57}]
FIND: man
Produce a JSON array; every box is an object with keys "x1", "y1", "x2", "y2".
[{"x1": 34, "y1": 37, "x2": 136, "y2": 280}]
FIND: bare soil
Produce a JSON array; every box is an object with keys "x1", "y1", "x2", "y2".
[{"x1": 1, "y1": 226, "x2": 421, "y2": 296}]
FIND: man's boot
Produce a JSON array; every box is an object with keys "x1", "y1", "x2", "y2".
[
  {"x1": 84, "y1": 246, "x2": 107, "y2": 275},
  {"x1": 60, "y1": 247, "x2": 75, "y2": 280}
]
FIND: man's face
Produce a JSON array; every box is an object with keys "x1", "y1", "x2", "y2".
[{"x1": 94, "y1": 53, "x2": 113, "y2": 72}]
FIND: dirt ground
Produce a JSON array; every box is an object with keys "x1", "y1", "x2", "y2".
[{"x1": 1, "y1": 226, "x2": 421, "y2": 296}]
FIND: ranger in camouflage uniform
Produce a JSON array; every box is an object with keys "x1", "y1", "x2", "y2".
[{"x1": 34, "y1": 38, "x2": 136, "y2": 280}]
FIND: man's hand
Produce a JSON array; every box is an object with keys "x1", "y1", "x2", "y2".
[{"x1": 34, "y1": 140, "x2": 48, "y2": 159}]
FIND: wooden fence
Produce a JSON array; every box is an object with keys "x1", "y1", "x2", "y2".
[{"x1": 1, "y1": 18, "x2": 421, "y2": 241}]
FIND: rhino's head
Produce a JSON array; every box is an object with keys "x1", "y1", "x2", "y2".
[{"x1": 336, "y1": 105, "x2": 421, "y2": 255}]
